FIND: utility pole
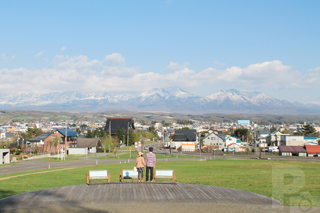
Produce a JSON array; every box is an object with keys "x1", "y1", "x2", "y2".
[
  {"x1": 109, "y1": 121, "x2": 111, "y2": 153},
  {"x1": 199, "y1": 132, "x2": 201, "y2": 159},
  {"x1": 255, "y1": 131, "x2": 257, "y2": 156},
  {"x1": 65, "y1": 124, "x2": 68, "y2": 160},
  {"x1": 127, "y1": 122, "x2": 129, "y2": 147}
]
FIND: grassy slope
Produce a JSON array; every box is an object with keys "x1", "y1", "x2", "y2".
[{"x1": 0, "y1": 159, "x2": 319, "y2": 206}]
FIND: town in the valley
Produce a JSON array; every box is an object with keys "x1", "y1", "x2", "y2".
[{"x1": 1, "y1": 116, "x2": 320, "y2": 164}]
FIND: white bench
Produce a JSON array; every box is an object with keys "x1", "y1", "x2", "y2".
[
  {"x1": 86, "y1": 170, "x2": 110, "y2": 184},
  {"x1": 119, "y1": 169, "x2": 140, "y2": 182},
  {"x1": 153, "y1": 170, "x2": 176, "y2": 182}
]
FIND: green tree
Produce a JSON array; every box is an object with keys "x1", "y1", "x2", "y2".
[
  {"x1": 50, "y1": 136, "x2": 61, "y2": 153},
  {"x1": 293, "y1": 131, "x2": 302, "y2": 136},
  {"x1": 101, "y1": 135, "x2": 114, "y2": 156},
  {"x1": 80, "y1": 124, "x2": 88, "y2": 129},
  {"x1": 75, "y1": 128, "x2": 81, "y2": 135},
  {"x1": 182, "y1": 127, "x2": 190, "y2": 130},
  {"x1": 86, "y1": 130, "x2": 93, "y2": 138},
  {"x1": 301, "y1": 124, "x2": 317, "y2": 136},
  {"x1": 233, "y1": 128, "x2": 249, "y2": 141},
  {"x1": 86, "y1": 128, "x2": 106, "y2": 138},
  {"x1": 200, "y1": 131, "x2": 209, "y2": 137},
  {"x1": 282, "y1": 129, "x2": 291, "y2": 134},
  {"x1": 148, "y1": 126, "x2": 158, "y2": 139},
  {"x1": 270, "y1": 126, "x2": 278, "y2": 133},
  {"x1": 115, "y1": 127, "x2": 126, "y2": 144},
  {"x1": 21, "y1": 127, "x2": 43, "y2": 140}
]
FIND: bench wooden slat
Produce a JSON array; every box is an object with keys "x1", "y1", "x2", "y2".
[
  {"x1": 87, "y1": 170, "x2": 110, "y2": 184},
  {"x1": 120, "y1": 169, "x2": 139, "y2": 182},
  {"x1": 153, "y1": 170, "x2": 176, "y2": 182}
]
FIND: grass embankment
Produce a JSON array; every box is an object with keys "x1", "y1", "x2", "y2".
[{"x1": 0, "y1": 159, "x2": 319, "y2": 206}]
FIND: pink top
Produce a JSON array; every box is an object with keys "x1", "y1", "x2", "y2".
[{"x1": 136, "y1": 156, "x2": 146, "y2": 168}]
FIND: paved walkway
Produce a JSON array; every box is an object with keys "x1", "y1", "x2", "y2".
[
  {"x1": 0, "y1": 183, "x2": 284, "y2": 212},
  {"x1": 1, "y1": 153, "x2": 320, "y2": 176},
  {"x1": 0, "y1": 157, "x2": 198, "y2": 175}
]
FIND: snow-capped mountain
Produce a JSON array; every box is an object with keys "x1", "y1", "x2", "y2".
[
  {"x1": 200, "y1": 89, "x2": 296, "y2": 113},
  {"x1": 0, "y1": 88, "x2": 318, "y2": 114}
]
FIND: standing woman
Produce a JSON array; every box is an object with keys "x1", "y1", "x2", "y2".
[{"x1": 136, "y1": 152, "x2": 146, "y2": 182}]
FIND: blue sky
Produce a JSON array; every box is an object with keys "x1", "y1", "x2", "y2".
[{"x1": 1, "y1": 0, "x2": 320, "y2": 103}]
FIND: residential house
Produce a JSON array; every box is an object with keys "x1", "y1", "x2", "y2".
[
  {"x1": 172, "y1": 129, "x2": 197, "y2": 150},
  {"x1": 225, "y1": 136, "x2": 245, "y2": 152},
  {"x1": 304, "y1": 136, "x2": 318, "y2": 145},
  {"x1": 56, "y1": 128, "x2": 78, "y2": 148},
  {"x1": 202, "y1": 132, "x2": 225, "y2": 150},
  {"x1": 238, "y1": 120, "x2": 250, "y2": 125},
  {"x1": 104, "y1": 117, "x2": 135, "y2": 136},
  {"x1": 305, "y1": 145, "x2": 320, "y2": 157},
  {"x1": 26, "y1": 128, "x2": 78, "y2": 153},
  {"x1": 266, "y1": 131, "x2": 287, "y2": 146},
  {"x1": 225, "y1": 136, "x2": 241, "y2": 147},
  {"x1": 0, "y1": 149, "x2": 10, "y2": 164},
  {"x1": 258, "y1": 130, "x2": 270, "y2": 143},
  {"x1": 5, "y1": 132, "x2": 15, "y2": 142},
  {"x1": 279, "y1": 146, "x2": 307, "y2": 156},
  {"x1": 0, "y1": 132, "x2": 5, "y2": 140},
  {"x1": 280, "y1": 135, "x2": 304, "y2": 146},
  {"x1": 77, "y1": 138, "x2": 101, "y2": 153}
]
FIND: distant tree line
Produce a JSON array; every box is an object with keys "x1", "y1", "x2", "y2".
[{"x1": 176, "y1": 120, "x2": 193, "y2": 125}]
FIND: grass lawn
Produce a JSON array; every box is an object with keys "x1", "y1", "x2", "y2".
[{"x1": 0, "y1": 159, "x2": 319, "y2": 206}]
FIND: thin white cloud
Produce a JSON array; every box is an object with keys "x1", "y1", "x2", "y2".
[
  {"x1": 105, "y1": 53, "x2": 125, "y2": 66},
  {"x1": 0, "y1": 55, "x2": 319, "y2": 95},
  {"x1": 166, "y1": 62, "x2": 189, "y2": 70},
  {"x1": 55, "y1": 55, "x2": 102, "y2": 73},
  {"x1": 2, "y1": 53, "x2": 15, "y2": 60},
  {"x1": 2, "y1": 53, "x2": 7, "y2": 59},
  {"x1": 61, "y1": 46, "x2": 66, "y2": 51},
  {"x1": 214, "y1": 60, "x2": 224, "y2": 66},
  {"x1": 35, "y1": 50, "x2": 45, "y2": 57},
  {"x1": 309, "y1": 67, "x2": 320, "y2": 73}
]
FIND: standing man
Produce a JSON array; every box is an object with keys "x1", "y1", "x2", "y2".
[{"x1": 145, "y1": 147, "x2": 156, "y2": 182}]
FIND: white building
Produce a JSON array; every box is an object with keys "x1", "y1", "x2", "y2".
[
  {"x1": 0, "y1": 149, "x2": 10, "y2": 164},
  {"x1": 202, "y1": 133, "x2": 225, "y2": 150}
]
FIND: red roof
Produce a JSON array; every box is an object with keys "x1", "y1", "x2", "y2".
[{"x1": 305, "y1": 145, "x2": 320, "y2": 155}]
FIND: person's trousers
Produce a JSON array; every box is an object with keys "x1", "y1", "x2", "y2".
[
  {"x1": 137, "y1": 167, "x2": 144, "y2": 180},
  {"x1": 146, "y1": 167, "x2": 153, "y2": 181}
]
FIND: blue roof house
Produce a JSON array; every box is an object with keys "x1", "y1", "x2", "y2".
[{"x1": 304, "y1": 136, "x2": 318, "y2": 145}]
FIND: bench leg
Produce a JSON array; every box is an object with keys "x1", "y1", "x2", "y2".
[
  {"x1": 86, "y1": 173, "x2": 89, "y2": 184},
  {"x1": 173, "y1": 173, "x2": 176, "y2": 183},
  {"x1": 108, "y1": 173, "x2": 111, "y2": 182},
  {"x1": 120, "y1": 173, "x2": 122, "y2": 182}
]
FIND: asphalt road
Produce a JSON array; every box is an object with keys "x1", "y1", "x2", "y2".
[
  {"x1": 0, "y1": 156, "x2": 199, "y2": 175},
  {"x1": 1, "y1": 150, "x2": 320, "y2": 176}
]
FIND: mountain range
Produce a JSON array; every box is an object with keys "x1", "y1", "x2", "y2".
[{"x1": 0, "y1": 87, "x2": 319, "y2": 114}]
